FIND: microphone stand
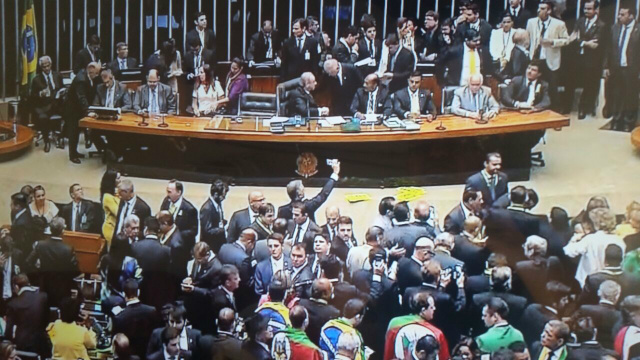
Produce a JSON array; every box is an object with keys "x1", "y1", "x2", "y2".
[
  {"x1": 137, "y1": 111, "x2": 149, "y2": 127},
  {"x1": 157, "y1": 113, "x2": 169, "y2": 128},
  {"x1": 434, "y1": 114, "x2": 446, "y2": 131}
]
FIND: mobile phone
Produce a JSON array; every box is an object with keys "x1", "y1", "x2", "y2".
[{"x1": 326, "y1": 159, "x2": 338, "y2": 166}]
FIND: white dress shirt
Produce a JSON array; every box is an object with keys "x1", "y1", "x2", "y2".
[
  {"x1": 271, "y1": 255, "x2": 285, "y2": 275},
  {"x1": 366, "y1": 87, "x2": 378, "y2": 114},
  {"x1": 409, "y1": 88, "x2": 420, "y2": 115},
  {"x1": 292, "y1": 218, "x2": 310, "y2": 245},
  {"x1": 564, "y1": 231, "x2": 626, "y2": 287},
  {"x1": 71, "y1": 201, "x2": 81, "y2": 231}
]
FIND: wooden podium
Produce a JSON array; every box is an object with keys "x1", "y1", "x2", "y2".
[{"x1": 62, "y1": 231, "x2": 106, "y2": 274}]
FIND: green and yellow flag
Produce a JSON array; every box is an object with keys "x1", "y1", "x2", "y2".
[{"x1": 20, "y1": 0, "x2": 38, "y2": 97}]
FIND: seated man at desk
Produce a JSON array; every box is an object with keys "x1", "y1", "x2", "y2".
[
  {"x1": 350, "y1": 73, "x2": 392, "y2": 119},
  {"x1": 501, "y1": 60, "x2": 551, "y2": 113},
  {"x1": 133, "y1": 69, "x2": 177, "y2": 115},
  {"x1": 392, "y1": 71, "x2": 436, "y2": 120},
  {"x1": 91, "y1": 68, "x2": 131, "y2": 110},
  {"x1": 286, "y1": 72, "x2": 329, "y2": 117},
  {"x1": 451, "y1": 74, "x2": 500, "y2": 120}
]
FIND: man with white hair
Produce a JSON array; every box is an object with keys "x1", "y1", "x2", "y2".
[
  {"x1": 334, "y1": 332, "x2": 361, "y2": 360},
  {"x1": 578, "y1": 280, "x2": 623, "y2": 349},
  {"x1": 286, "y1": 72, "x2": 330, "y2": 117},
  {"x1": 514, "y1": 235, "x2": 563, "y2": 304},
  {"x1": 433, "y1": 232, "x2": 466, "y2": 275},
  {"x1": 500, "y1": 28, "x2": 531, "y2": 80},
  {"x1": 113, "y1": 178, "x2": 152, "y2": 240},
  {"x1": 323, "y1": 58, "x2": 363, "y2": 116},
  {"x1": 65, "y1": 61, "x2": 101, "y2": 163},
  {"x1": 31, "y1": 56, "x2": 64, "y2": 153},
  {"x1": 397, "y1": 237, "x2": 436, "y2": 293},
  {"x1": 451, "y1": 74, "x2": 500, "y2": 120}
]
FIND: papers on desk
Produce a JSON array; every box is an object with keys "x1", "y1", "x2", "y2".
[
  {"x1": 383, "y1": 117, "x2": 420, "y2": 131},
  {"x1": 360, "y1": 114, "x2": 380, "y2": 125},
  {"x1": 263, "y1": 116, "x2": 289, "y2": 127},
  {"x1": 318, "y1": 116, "x2": 347, "y2": 127}
]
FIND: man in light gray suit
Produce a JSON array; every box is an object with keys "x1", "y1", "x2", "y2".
[
  {"x1": 134, "y1": 69, "x2": 177, "y2": 115},
  {"x1": 451, "y1": 74, "x2": 500, "y2": 120}
]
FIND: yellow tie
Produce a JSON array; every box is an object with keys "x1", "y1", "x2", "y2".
[
  {"x1": 169, "y1": 202, "x2": 177, "y2": 215},
  {"x1": 469, "y1": 50, "x2": 478, "y2": 75}
]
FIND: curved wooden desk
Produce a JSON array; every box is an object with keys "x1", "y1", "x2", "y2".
[{"x1": 0, "y1": 124, "x2": 33, "y2": 156}]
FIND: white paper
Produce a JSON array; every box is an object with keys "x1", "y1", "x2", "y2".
[
  {"x1": 361, "y1": 114, "x2": 379, "y2": 124},
  {"x1": 325, "y1": 116, "x2": 347, "y2": 125},
  {"x1": 354, "y1": 57, "x2": 375, "y2": 67},
  {"x1": 318, "y1": 120, "x2": 333, "y2": 127},
  {"x1": 263, "y1": 116, "x2": 289, "y2": 127}
]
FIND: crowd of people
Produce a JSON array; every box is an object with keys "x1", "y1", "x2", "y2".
[
  {"x1": 2, "y1": 153, "x2": 640, "y2": 360},
  {"x1": 29, "y1": 0, "x2": 640, "y2": 164}
]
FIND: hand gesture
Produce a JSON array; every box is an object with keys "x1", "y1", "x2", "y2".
[
  {"x1": 389, "y1": 244, "x2": 406, "y2": 260},
  {"x1": 331, "y1": 160, "x2": 341, "y2": 175},
  {"x1": 424, "y1": 114, "x2": 434, "y2": 122},
  {"x1": 355, "y1": 112, "x2": 366, "y2": 121}
]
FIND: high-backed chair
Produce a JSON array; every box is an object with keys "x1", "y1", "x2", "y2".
[
  {"x1": 276, "y1": 77, "x2": 302, "y2": 116},
  {"x1": 238, "y1": 92, "x2": 277, "y2": 116},
  {"x1": 441, "y1": 86, "x2": 459, "y2": 114}
]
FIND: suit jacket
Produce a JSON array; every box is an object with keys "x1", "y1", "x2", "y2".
[
  {"x1": 298, "y1": 298, "x2": 340, "y2": 345},
  {"x1": 113, "y1": 196, "x2": 152, "y2": 240},
  {"x1": 506, "y1": 7, "x2": 534, "y2": 29},
  {"x1": 330, "y1": 236, "x2": 358, "y2": 263},
  {"x1": 451, "y1": 85, "x2": 500, "y2": 116},
  {"x1": 473, "y1": 291, "x2": 528, "y2": 329},
  {"x1": 519, "y1": 303, "x2": 558, "y2": 347},
  {"x1": 147, "y1": 327, "x2": 201, "y2": 359},
  {"x1": 92, "y1": 81, "x2": 132, "y2": 110},
  {"x1": 326, "y1": 63, "x2": 363, "y2": 116},
  {"x1": 452, "y1": 234, "x2": 490, "y2": 276},
  {"x1": 455, "y1": 20, "x2": 493, "y2": 46},
  {"x1": 291, "y1": 263, "x2": 314, "y2": 298},
  {"x1": 357, "y1": 37, "x2": 383, "y2": 75},
  {"x1": 330, "y1": 279, "x2": 369, "y2": 313},
  {"x1": 160, "y1": 196, "x2": 199, "y2": 249},
  {"x1": 108, "y1": 57, "x2": 139, "y2": 76},
  {"x1": 200, "y1": 198, "x2": 226, "y2": 252},
  {"x1": 350, "y1": 85, "x2": 392, "y2": 116},
  {"x1": 579, "y1": 303, "x2": 622, "y2": 350},
  {"x1": 436, "y1": 44, "x2": 493, "y2": 86},
  {"x1": 526, "y1": 17, "x2": 570, "y2": 71},
  {"x1": 226, "y1": 208, "x2": 253, "y2": 243},
  {"x1": 254, "y1": 256, "x2": 292, "y2": 295},
  {"x1": 210, "y1": 332, "x2": 246, "y2": 360},
  {"x1": 74, "y1": 47, "x2": 101, "y2": 74},
  {"x1": 64, "y1": 69, "x2": 98, "y2": 121},
  {"x1": 281, "y1": 35, "x2": 320, "y2": 80},
  {"x1": 113, "y1": 302, "x2": 161, "y2": 359},
  {"x1": 286, "y1": 86, "x2": 321, "y2": 117},
  {"x1": 500, "y1": 46, "x2": 530, "y2": 80},
  {"x1": 397, "y1": 257, "x2": 424, "y2": 293},
  {"x1": 242, "y1": 340, "x2": 271, "y2": 360},
  {"x1": 133, "y1": 83, "x2": 177, "y2": 115},
  {"x1": 421, "y1": 28, "x2": 443, "y2": 56},
  {"x1": 501, "y1": 76, "x2": 551, "y2": 111},
  {"x1": 31, "y1": 71, "x2": 64, "y2": 108},
  {"x1": 484, "y1": 207, "x2": 541, "y2": 265},
  {"x1": 573, "y1": 16, "x2": 606, "y2": 69},
  {"x1": 277, "y1": 178, "x2": 337, "y2": 222},
  {"x1": 183, "y1": 49, "x2": 216, "y2": 77},
  {"x1": 217, "y1": 242, "x2": 254, "y2": 292},
  {"x1": 392, "y1": 87, "x2": 437, "y2": 119},
  {"x1": 443, "y1": 204, "x2": 466, "y2": 234},
  {"x1": 388, "y1": 48, "x2": 416, "y2": 93},
  {"x1": 514, "y1": 257, "x2": 563, "y2": 303},
  {"x1": 332, "y1": 41, "x2": 358, "y2": 64},
  {"x1": 5, "y1": 287, "x2": 49, "y2": 353},
  {"x1": 247, "y1": 30, "x2": 282, "y2": 62},
  {"x1": 606, "y1": 21, "x2": 640, "y2": 73},
  {"x1": 579, "y1": 267, "x2": 640, "y2": 305},
  {"x1": 385, "y1": 223, "x2": 431, "y2": 257},
  {"x1": 28, "y1": 237, "x2": 78, "y2": 273},
  {"x1": 186, "y1": 28, "x2": 217, "y2": 51},
  {"x1": 287, "y1": 219, "x2": 322, "y2": 254},
  {"x1": 465, "y1": 171, "x2": 509, "y2": 208},
  {"x1": 567, "y1": 342, "x2": 615, "y2": 360},
  {"x1": 60, "y1": 200, "x2": 99, "y2": 233}
]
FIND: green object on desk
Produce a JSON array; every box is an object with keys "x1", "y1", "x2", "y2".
[{"x1": 342, "y1": 118, "x2": 361, "y2": 132}]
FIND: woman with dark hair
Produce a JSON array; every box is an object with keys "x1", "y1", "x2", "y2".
[
  {"x1": 216, "y1": 57, "x2": 249, "y2": 114},
  {"x1": 452, "y1": 336, "x2": 478, "y2": 359},
  {"x1": 47, "y1": 297, "x2": 97, "y2": 360},
  {"x1": 100, "y1": 169, "x2": 121, "y2": 245},
  {"x1": 146, "y1": 39, "x2": 183, "y2": 94},
  {"x1": 29, "y1": 185, "x2": 59, "y2": 226},
  {"x1": 0, "y1": 340, "x2": 18, "y2": 360},
  {"x1": 192, "y1": 64, "x2": 224, "y2": 116}
]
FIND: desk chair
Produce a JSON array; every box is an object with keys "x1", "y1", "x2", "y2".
[
  {"x1": 238, "y1": 92, "x2": 277, "y2": 116},
  {"x1": 441, "y1": 86, "x2": 459, "y2": 114},
  {"x1": 276, "y1": 77, "x2": 302, "y2": 116}
]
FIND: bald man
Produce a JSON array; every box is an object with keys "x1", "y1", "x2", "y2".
[
  {"x1": 413, "y1": 200, "x2": 440, "y2": 238},
  {"x1": 133, "y1": 69, "x2": 177, "y2": 115},
  {"x1": 323, "y1": 58, "x2": 363, "y2": 116},
  {"x1": 227, "y1": 191, "x2": 266, "y2": 243},
  {"x1": 298, "y1": 279, "x2": 340, "y2": 346},
  {"x1": 209, "y1": 308, "x2": 245, "y2": 360},
  {"x1": 286, "y1": 72, "x2": 329, "y2": 117},
  {"x1": 321, "y1": 206, "x2": 341, "y2": 241},
  {"x1": 350, "y1": 73, "x2": 392, "y2": 119}
]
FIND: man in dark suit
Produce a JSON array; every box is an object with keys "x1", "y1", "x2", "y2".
[
  {"x1": 471, "y1": 266, "x2": 527, "y2": 330},
  {"x1": 146, "y1": 305, "x2": 201, "y2": 359},
  {"x1": 112, "y1": 279, "x2": 161, "y2": 360},
  {"x1": 159, "y1": 179, "x2": 198, "y2": 250},
  {"x1": 385, "y1": 202, "x2": 431, "y2": 256},
  {"x1": 285, "y1": 72, "x2": 329, "y2": 117},
  {"x1": 519, "y1": 281, "x2": 571, "y2": 347},
  {"x1": 568, "y1": 316, "x2": 616, "y2": 360},
  {"x1": 579, "y1": 244, "x2": 639, "y2": 304},
  {"x1": 157, "y1": 211, "x2": 189, "y2": 281},
  {"x1": 566, "y1": 0, "x2": 606, "y2": 119},
  {"x1": 60, "y1": 183, "x2": 98, "y2": 233},
  {"x1": 227, "y1": 191, "x2": 265, "y2": 243},
  {"x1": 254, "y1": 234, "x2": 292, "y2": 295},
  {"x1": 147, "y1": 327, "x2": 181, "y2": 360},
  {"x1": 243, "y1": 313, "x2": 273, "y2": 360},
  {"x1": 392, "y1": 71, "x2": 437, "y2": 120},
  {"x1": 421, "y1": 11, "x2": 443, "y2": 60},
  {"x1": 332, "y1": 25, "x2": 360, "y2": 64},
  {"x1": 501, "y1": 60, "x2": 551, "y2": 112},
  {"x1": 465, "y1": 152, "x2": 509, "y2": 208},
  {"x1": 251, "y1": 203, "x2": 276, "y2": 252},
  {"x1": 30, "y1": 56, "x2": 64, "y2": 152},
  {"x1": 397, "y1": 237, "x2": 436, "y2": 294},
  {"x1": 320, "y1": 256, "x2": 369, "y2": 319},
  {"x1": 113, "y1": 178, "x2": 152, "y2": 240},
  {"x1": 200, "y1": 179, "x2": 229, "y2": 253},
  {"x1": 604, "y1": 3, "x2": 640, "y2": 131},
  {"x1": 437, "y1": 28, "x2": 494, "y2": 87},
  {"x1": 455, "y1": 4, "x2": 493, "y2": 46},
  {"x1": 92, "y1": 68, "x2": 131, "y2": 110},
  {"x1": 281, "y1": 18, "x2": 320, "y2": 80},
  {"x1": 5, "y1": 274, "x2": 48, "y2": 355},
  {"x1": 323, "y1": 59, "x2": 363, "y2": 116},
  {"x1": 290, "y1": 244, "x2": 314, "y2": 298},
  {"x1": 183, "y1": 36, "x2": 216, "y2": 82},
  {"x1": 484, "y1": 186, "x2": 540, "y2": 265},
  {"x1": 10, "y1": 193, "x2": 34, "y2": 255},
  {"x1": 133, "y1": 69, "x2": 177, "y2": 115},
  {"x1": 500, "y1": 29, "x2": 531, "y2": 81},
  {"x1": 578, "y1": 280, "x2": 623, "y2": 349},
  {"x1": 530, "y1": 320, "x2": 571, "y2": 360},
  {"x1": 357, "y1": 20, "x2": 382, "y2": 75},
  {"x1": 65, "y1": 62, "x2": 100, "y2": 163},
  {"x1": 320, "y1": 206, "x2": 341, "y2": 242},
  {"x1": 108, "y1": 42, "x2": 138, "y2": 80},
  {"x1": 209, "y1": 308, "x2": 245, "y2": 359},
  {"x1": 131, "y1": 217, "x2": 173, "y2": 310},
  {"x1": 330, "y1": 216, "x2": 359, "y2": 263},
  {"x1": 350, "y1": 73, "x2": 392, "y2": 119},
  {"x1": 381, "y1": 33, "x2": 416, "y2": 93},
  {"x1": 277, "y1": 161, "x2": 340, "y2": 222},
  {"x1": 218, "y1": 230, "x2": 256, "y2": 311},
  {"x1": 287, "y1": 201, "x2": 323, "y2": 254},
  {"x1": 452, "y1": 216, "x2": 490, "y2": 276},
  {"x1": 26, "y1": 217, "x2": 79, "y2": 308},
  {"x1": 247, "y1": 20, "x2": 282, "y2": 63},
  {"x1": 298, "y1": 278, "x2": 340, "y2": 345},
  {"x1": 507, "y1": 0, "x2": 534, "y2": 29},
  {"x1": 186, "y1": 12, "x2": 217, "y2": 53},
  {"x1": 433, "y1": 232, "x2": 466, "y2": 272},
  {"x1": 73, "y1": 34, "x2": 101, "y2": 74}
]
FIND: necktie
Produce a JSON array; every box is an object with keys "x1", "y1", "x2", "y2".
[
  {"x1": 120, "y1": 59, "x2": 126, "y2": 70},
  {"x1": 410, "y1": 91, "x2": 420, "y2": 114},
  {"x1": 534, "y1": 21, "x2": 548, "y2": 59},
  {"x1": 75, "y1": 203, "x2": 82, "y2": 231},
  {"x1": 367, "y1": 93, "x2": 374, "y2": 114},
  {"x1": 390, "y1": 52, "x2": 396, "y2": 71},
  {"x1": 488, "y1": 176, "x2": 496, "y2": 200},
  {"x1": 46, "y1": 75, "x2": 54, "y2": 92},
  {"x1": 106, "y1": 87, "x2": 113, "y2": 107},
  {"x1": 513, "y1": 9, "x2": 518, "y2": 17},
  {"x1": 294, "y1": 225, "x2": 302, "y2": 244},
  {"x1": 151, "y1": 90, "x2": 158, "y2": 113},
  {"x1": 619, "y1": 26, "x2": 628, "y2": 64},
  {"x1": 469, "y1": 50, "x2": 477, "y2": 75},
  {"x1": 228, "y1": 294, "x2": 236, "y2": 310},
  {"x1": 118, "y1": 202, "x2": 130, "y2": 233},
  {"x1": 169, "y1": 202, "x2": 177, "y2": 215},
  {"x1": 369, "y1": 39, "x2": 374, "y2": 58},
  {"x1": 297, "y1": 37, "x2": 303, "y2": 52}
]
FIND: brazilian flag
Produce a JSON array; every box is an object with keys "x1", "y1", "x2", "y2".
[{"x1": 20, "y1": 0, "x2": 38, "y2": 98}]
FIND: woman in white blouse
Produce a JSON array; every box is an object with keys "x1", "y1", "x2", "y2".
[
  {"x1": 29, "y1": 185, "x2": 59, "y2": 224},
  {"x1": 192, "y1": 64, "x2": 224, "y2": 117}
]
